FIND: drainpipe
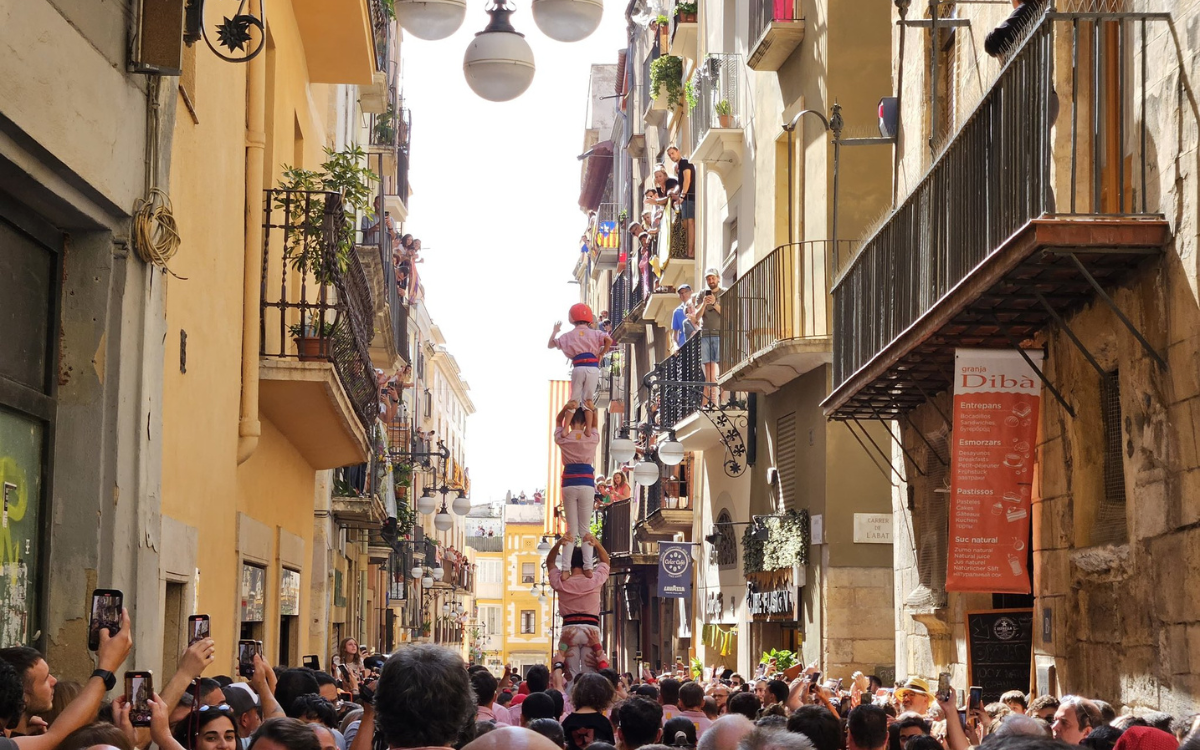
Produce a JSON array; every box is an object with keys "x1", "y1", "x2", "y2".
[{"x1": 238, "y1": 49, "x2": 267, "y2": 464}]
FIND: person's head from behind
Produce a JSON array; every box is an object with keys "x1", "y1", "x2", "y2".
[
  {"x1": 1078, "y1": 725, "x2": 1123, "y2": 750},
  {"x1": 312, "y1": 671, "x2": 338, "y2": 703},
  {"x1": 528, "y1": 719, "x2": 566, "y2": 749},
  {"x1": 472, "y1": 669, "x2": 500, "y2": 707},
  {"x1": 0, "y1": 646, "x2": 54, "y2": 716},
  {"x1": 521, "y1": 692, "x2": 559, "y2": 725},
  {"x1": 634, "y1": 684, "x2": 659, "y2": 701},
  {"x1": 224, "y1": 684, "x2": 265, "y2": 738},
  {"x1": 0, "y1": 658, "x2": 26, "y2": 731},
  {"x1": 727, "y1": 692, "x2": 761, "y2": 722},
  {"x1": 527, "y1": 665, "x2": 551, "y2": 694},
  {"x1": 697, "y1": 714, "x2": 754, "y2": 750},
  {"x1": 58, "y1": 722, "x2": 134, "y2": 750},
  {"x1": 461, "y1": 726, "x2": 566, "y2": 750},
  {"x1": 275, "y1": 669, "x2": 321, "y2": 720},
  {"x1": 248, "y1": 717, "x2": 322, "y2": 750},
  {"x1": 992, "y1": 714, "x2": 1051, "y2": 740},
  {"x1": 573, "y1": 673, "x2": 616, "y2": 713},
  {"x1": 475, "y1": 721, "x2": 498, "y2": 738},
  {"x1": 788, "y1": 706, "x2": 842, "y2": 750},
  {"x1": 1053, "y1": 696, "x2": 1102, "y2": 745},
  {"x1": 375, "y1": 644, "x2": 475, "y2": 749},
  {"x1": 497, "y1": 691, "x2": 513, "y2": 707},
  {"x1": 659, "y1": 679, "x2": 681, "y2": 708},
  {"x1": 1002, "y1": 692, "x2": 1030, "y2": 714},
  {"x1": 678, "y1": 683, "x2": 705, "y2": 712},
  {"x1": 309, "y1": 724, "x2": 337, "y2": 750},
  {"x1": 291, "y1": 694, "x2": 337, "y2": 729},
  {"x1": 702, "y1": 697, "x2": 719, "y2": 720},
  {"x1": 546, "y1": 690, "x2": 566, "y2": 720},
  {"x1": 617, "y1": 696, "x2": 664, "y2": 750},
  {"x1": 569, "y1": 408, "x2": 589, "y2": 430},
  {"x1": 589, "y1": 744, "x2": 619, "y2": 750},
  {"x1": 904, "y1": 737, "x2": 942, "y2": 750},
  {"x1": 740, "y1": 726, "x2": 813, "y2": 750},
  {"x1": 173, "y1": 705, "x2": 240, "y2": 750},
  {"x1": 664, "y1": 718, "x2": 696, "y2": 748}
]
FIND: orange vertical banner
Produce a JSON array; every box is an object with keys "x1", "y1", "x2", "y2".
[{"x1": 946, "y1": 349, "x2": 1042, "y2": 593}]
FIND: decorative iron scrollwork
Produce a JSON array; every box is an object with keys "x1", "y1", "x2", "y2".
[
  {"x1": 643, "y1": 364, "x2": 749, "y2": 478},
  {"x1": 187, "y1": 0, "x2": 267, "y2": 63}
]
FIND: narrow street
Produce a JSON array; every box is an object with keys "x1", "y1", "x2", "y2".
[{"x1": 0, "y1": 1, "x2": 1198, "y2": 750}]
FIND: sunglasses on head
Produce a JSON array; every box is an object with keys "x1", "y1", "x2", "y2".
[{"x1": 198, "y1": 704, "x2": 233, "y2": 713}]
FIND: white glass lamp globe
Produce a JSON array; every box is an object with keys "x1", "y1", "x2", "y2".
[
  {"x1": 538, "y1": 594, "x2": 547, "y2": 604},
  {"x1": 611, "y1": 436, "x2": 636, "y2": 464},
  {"x1": 422, "y1": 575, "x2": 434, "y2": 587},
  {"x1": 432, "y1": 565, "x2": 445, "y2": 581},
  {"x1": 442, "y1": 602, "x2": 451, "y2": 614},
  {"x1": 536, "y1": 539, "x2": 551, "y2": 558},
  {"x1": 452, "y1": 494, "x2": 472, "y2": 516},
  {"x1": 531, "y1": 0, "x2": 603, "y2": 42},
  {"x1": 463, "y1": 6, "x2": 535, "y2": 102},
  {"x1": 395, "y1": 0, "x2": 467, "y2": 41},
  {"x1": 633, "y1": 461, "x2": 660, "y2": 485},
  {"x1": 410, "y1": 565, "x2": 424, "y2": 579},
  {"x1": 434, "y1": 509, "x2": 453, "y2": 531},
  {"x1": 417, "y1": 492, "x2": 437, "y2": 515},
  {"x1": 658, "y1": 438, "x2": 685, "y2": 466}
]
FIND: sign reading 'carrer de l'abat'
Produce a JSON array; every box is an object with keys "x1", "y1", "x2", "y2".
[{"x1": 853, "y1": 513, "x2": 893, "y2": 544}]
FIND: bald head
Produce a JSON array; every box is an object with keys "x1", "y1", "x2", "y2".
[
  {"x1": 463, "y1": 726, "x2": 564, "y2": 750},
  {"x1": 697, "y1": 714, "x2": 755, "y2": 750}
]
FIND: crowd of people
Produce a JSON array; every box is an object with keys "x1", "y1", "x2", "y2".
[{"x1": 361, "y1": 197, "x2": 423, "y2": 306}]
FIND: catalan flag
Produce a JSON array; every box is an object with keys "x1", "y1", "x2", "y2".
[{"x1": 595, "y1": 220, "x2": 619, "y2": 249}]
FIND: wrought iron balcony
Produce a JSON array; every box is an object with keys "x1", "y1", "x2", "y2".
[
  {"x1": 659, "y1": 335, "x2": 704, "y2": 429},
  {"x1": 748, "y1": 1, "x2": 805, "y2": 72},
  {"x1": 609, "y1": 258, "x2": 649, "y2": 340},
  {"x1": 356, "y1": 211, "x2": 408, "y2": 370},
  {"x1": 591, "y1": 202, "x2": 622, "y2": 270},
  {"x1": 259, "y1": 189, "x2": 378, "y2": 468},
  {"x1": 720, "y1": 240, "x2": 856, "y2": 393},
  {"x1": 691, "y1": 54, "x2": 743, "y2": 169},
  {"x1": 601, "y1": 499, "x2": 633, "y2": 558}
]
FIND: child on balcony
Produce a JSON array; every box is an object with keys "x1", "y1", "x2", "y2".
[
  {"x1": 554, "y1": 402, "x2": 600, "y2": 579},
  {"x1": 546, "y1": 532, "x2": 611, "y2": 682},
  {"x1": 548, "y1": 304, "x2": 613, "y2": 419}
]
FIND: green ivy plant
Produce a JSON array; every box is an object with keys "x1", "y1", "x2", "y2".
[
  {"x1": 589, "y1": 512, "x2": 604, "y2": 540},
  {"x1": 742, "y1": 508, "x2": 811, "y2": 573},
  {"x1": 288, "y1": 314, "x2": 338, "y2": 339},
  {"x1": 649, "y1": 55, "x2": 685, "y2": 109},
  {"x1": 685, "y1": 77, "x2": 698, "y2": 111},
  {"x1": 759, "y1": 648, "x2": 798, "y2": 670},
  {"x1": 655, "y1": 14, "x2": 670, "y2": 26},
  {"x1": 372, "y1": 104, "x2": 396, "y2": 145},
  {"x1": 276, "y1": 146, "x2": 378, "y2": 286},
  {"x1": 675, "y1": 1, "x2": 698, "y2": 16},
  {"x1": 381, "y1": 0, "x2": 396, "y2": 20}
]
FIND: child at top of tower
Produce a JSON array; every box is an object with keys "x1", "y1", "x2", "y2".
[{"x1": 548, "y1": 303, "x2": 613, "y2": 427}]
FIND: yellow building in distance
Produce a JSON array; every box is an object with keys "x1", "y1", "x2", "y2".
[
  {"x1": 502, "y1": 495, "x2": 554, "y2": 674},
  {"x1": 466, "y1": 503, "x2": 505, "y2": 673}
]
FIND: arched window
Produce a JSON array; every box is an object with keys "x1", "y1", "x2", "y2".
[{"x1": 715, "y1": 509, "x2": 737, "y2": 568}]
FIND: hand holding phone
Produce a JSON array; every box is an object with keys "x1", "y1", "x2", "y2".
[
  {"x1": 89, "y1": 589, "x2": 124, "y2": 651},
  {"x1": 937, "y1": 672, "x2": 952, "y2": 703},
  {"x1": 968, "y1": 686, "x2": 983, "y2": 711},
  {"x1": 238, "y1": 640, "x2": 258, "y2": 679},
  {"x1": 188, "y1": 615, "x2": 210, "y2": 647},
  {"x1": 125, "y1": 671, "x2": 153, "y2": 727}
]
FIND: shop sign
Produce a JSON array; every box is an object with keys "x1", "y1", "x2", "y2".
[
  {"x1": 657, "y1": 541, "x2": 693, "y2": 599},
  {"x1": 853, "y1": 513, "x2": 893, "y2": 544},
  {"x1": 947, "y1": 349, "x2": 1041, "y2": 593},
  {"x1": 748, "y1": 586, "x2": 794, "y2": 617}
]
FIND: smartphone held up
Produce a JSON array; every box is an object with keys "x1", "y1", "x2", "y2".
[
  {"x1": 188, "y1": 615, "x2": 210, "y2": 646},
  {"x1": 125, "y1": 671, "x2": 153, "y2": 727},
  {"x1": 238, "y1": 640, "x2": 262, "y2": 678},
  {"x1": 88, "y1": 589, "x2": 123, "y2": 651}
]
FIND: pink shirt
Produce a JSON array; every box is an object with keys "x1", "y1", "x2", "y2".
[
  {"x1": 548, "y1": 562, "x2": 610, "y2": 616},
  {"x1": 671, "y1": 709, "x2": 713, "y2": 738},
  {"x1": 477, "y1": 704, "x2": 513, "y2": 726},
  {"x1": 556, "y1": 326, "x2": 611, "y2": 359},
  {"x1": 555, "y1": 427, "x2": 600, "y2": 465}
]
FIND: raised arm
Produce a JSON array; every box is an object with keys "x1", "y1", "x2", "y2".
[
  {"x1": 547, "y1": 321, "x2": 562, "y2": 349},
  {"x1": 545, "y1": 535, "x2": 564, "y2": 572},
  {"x1": 160, "y1": 637, "x2": 216, "y2": 716},
  {"x1": 582, "y1": 532, "x2": 610, "y2": 566}
]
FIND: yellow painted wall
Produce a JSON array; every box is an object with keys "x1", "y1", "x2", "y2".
[
  {"x1": 162, "y1": 0, "x2": 344, "y2": 672},
  {"x1": 502, "y1": 521, "x2": 553, "y2": 669}
]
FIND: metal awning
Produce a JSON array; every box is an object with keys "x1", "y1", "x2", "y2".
[
  {"x1": 823, "y1": 216, "x2": 1170, "y2": 420},
  {"x1": 578, "y1": 140, "x2": 614, "y2": 211}
]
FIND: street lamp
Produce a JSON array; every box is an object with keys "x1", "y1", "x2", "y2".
[
  {"x1": 422, "y1": 574, "x2": 434, "y2": 588},
  {"x1": 536, "y1": 537, "x2": 552, "y2": 559},
  {"x1": 530, "y1": 0, "x2": 603, "y2": 42},
  {"x1": 452, "y1": 490, "x2": 472, "y2": 516},
  {"x1": 611, "y1": 431, "x2": 636, "y2": 464},
  {"x1": 432, "y1": 565, "x2": 445, "y2": 581},
  {"x1": 410, "y1": 565, "x2": 424, "y2": 579},
  {"x1": 463, "y1": 1, "x2": 536, "y2": 103},
  {"x1": 658, "y1": 434, "x2": 685, "y2": 466},
  {"x1": 395, "y1": 0, "x2": 467, "y2": 40},
  {"x1": 434, "y1": 503, "x2": 453, "y2": 531},
  {"x1": 417, "y1": 489, "x2": 437, "y2": 515},
  {"x1": 633, "y1": 460, "x2": 660, "y2": 485}
]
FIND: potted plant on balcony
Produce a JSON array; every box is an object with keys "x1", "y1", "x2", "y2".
[
  {"x1": 289, "y1": 315, "x2": 338, "y2": 361},
  {"x1": 715, "y1": 99, "x2": 734, "y2": 128},
  {"x1": 276, "y1": 146, "x2": 378, "y2": 287},
  {"x1": 372, "y1": 104, "x2": 396, "y2": 146},
  {"x1": 654, "y1": 14, "x2": 670, "y2": 53},
  {"x1": 675, "y1": 1, "x2": 697, "y2": 23},
  {"x1": 649, "y1": 54, "x2": 685, "y2": 110}
]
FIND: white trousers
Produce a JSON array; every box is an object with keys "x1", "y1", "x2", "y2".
[
  {"x1": 561, "y1": 484, "x2": 595, "y2": 570},
  {"x1": 571, "y1": 366, "x2": 600, "y2": 405}
]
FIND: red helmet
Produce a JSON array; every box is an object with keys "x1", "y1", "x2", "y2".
[{"x1": 569, "y1": 303, "x2": 594, "y2": 325}]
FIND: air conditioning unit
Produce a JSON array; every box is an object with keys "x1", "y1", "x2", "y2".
[{"x1": 360, "y1": 72, "x2": 389, "y2": 115}]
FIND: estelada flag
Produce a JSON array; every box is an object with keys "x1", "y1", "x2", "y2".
[{"x1": 595, "y1": 221, "x2": 619, "y2": 249}]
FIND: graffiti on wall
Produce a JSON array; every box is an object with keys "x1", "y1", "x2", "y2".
[{"x1": 0, "y1": 411, "x2": 42, "y2": 647}]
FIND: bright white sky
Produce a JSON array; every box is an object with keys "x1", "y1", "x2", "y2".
[{"x1": 400, "y1": 5, "x2": 628, "y2": 505}]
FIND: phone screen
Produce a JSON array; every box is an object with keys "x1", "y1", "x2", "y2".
[
  {"x1": 969, "y1": 686, "x2": 983, "y2": 710},
  {"x1": 937, "y1": 672, "x2": 952, "y2": 701},
  {"x1": 125, "y1": 672, "x2": 153, "y2": 726},
  {"x1": 188, "y1": 615, "x2": 210, "y2": 646},
  {"x1": 88, "y1": 589, "x2": 123, "y2": 651},
  {"x1": 238, "y1": 640, "x2": 257, "y2": 678},
  {"x1": 809, "y1": 671, "x2": 822, "y2": 693},
  {"x1": 303, "y1": 655, "x2": 320, "y2": 671}
]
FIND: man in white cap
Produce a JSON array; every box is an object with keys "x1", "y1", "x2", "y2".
[
  {"x1": 689, "y1": 268, "x2": 724, "y2": 407},
  {"x1": 670, "y1": 283, "x2": 695, "y2": 353},
  {"x1": 895, "y1": 677, "x2": 934, "y2": 716}
]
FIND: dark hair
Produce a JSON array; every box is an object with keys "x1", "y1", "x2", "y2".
[
  {"x1": 664, "y1": 717, "x2": 697, "y2": 748},
  {"x1": 275, "y1": 669, "x2": 321, "y2": 719},
  {"x1": 572, "y1": 673, "x2": 616, "y2": 712},
  {"x1": 904, "y1": 737, "x2": 943, "y2": 750},
  {"x1": 895, "y1": 716, "x2": 931, "y2": 736},
  {"x1": 1079, "y1": 726, "x2": 1124, "y2": 750},
  {"x1": 0, "y1": 647, "x2": 43, "y2": 684},
  {"x1": 788, "y1": 706, "x2": 843, "y2": 750},
  {"x1": 248, "y1": 717, "x2": 322, "y2": 750},
  {"x1": 291, "y1": 694, "x2": 338, "y2": 728},
  {"x1": 849, "y1": 706, "x2": 890, "y2": 750},
  {"x1": 199, "y1": 678, "x2": 224, "y2": 699},
  {"x1": 215, "y1": 676, "x2": 234, "y2": 688},
  {"x1": 571, "y1": 408, "x2": 588, "y2": 428},
  {"x1": 767, "y1": 680, "x2": 790, "y2": 705},
  {"x1": 660, "y1": 678, "x2": 681, "y2": 706},
  {"x1": 728, "y1": 692, "x2": 761, "y2": 721},
  {"x1": 634, "y1": 685, "x2": 660, "y2": 701},
  {"x1": 174, "y1": 707, "x2": 238, "y2": 750},
  {"x1": 527, "y1": 665, "x2": 551, "y2": 693},
  {"x1": 497, "y1": 691, "x2": 513, "y2": 706},
  {"x1": 598, "y1": 669, "x2": 621, "y2": 689},
  {"x1": 587, "y1": 743, "x2": 618, "y2": 750},
  {"x1": 570, "y1": 548, "x2": 586, "y2": 570},
  {"x1": 312, "y1": 671, "x2": 336, "y2": 688},
  {"x1": 981, "y1": 737, "x2": 1082, "y2": 750},
  {"x1": 522, "y1": 692, "x2": 559, "y2": 722},
  {"x1": 617, "y1": 697, "x2": 664, "y2": 748},
  {"x1": 375, "y1": 645, "x2": 475, "y2": 749},
  {"x1": 59, "y1": 722, "x2": 135, "y2": 750},
  {"x1": 678, "y1": 682, "x2": 704, "y2": 711},
  {"x1": 475, "y1": 721, "x2": 498, "y2": 737},
  {"x1": 529, "y1": 718, "x2": 567, "y2": 748},
  {"x1": 364, "y1": 655, "x2": 386, "y2": 672},
  {"x1": 1028, "y1": 696, "x2": 1060, "y2": 715},
  {"x1": 1001, "y1": 691, "x2": 1029, "y2": 711},
  {"x1": 547, "y1": 689, "x2": 566, "y2": 718},
  {"x1": 471, "y1": 669, "x2": 499, "y2": 707},
  {"x1": 756, "y1": 715, "x2": 788, "y2": 729},
  {"x1": 0, "y1": 658, "x2": 25, "y2": 727}
]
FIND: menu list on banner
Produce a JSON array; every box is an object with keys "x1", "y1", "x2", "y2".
[{"x1": 947, "y1": 349, "x2": 1043, "y2": 594}]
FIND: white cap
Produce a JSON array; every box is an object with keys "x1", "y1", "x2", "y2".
[
  {"x1": 225, "y1": 682, "x2": 260, "y2": 706},
  {"x1": 704, "y1": 268, "x2": 720, "y2": 278}
]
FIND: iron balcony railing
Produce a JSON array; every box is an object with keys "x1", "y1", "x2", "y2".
[
  {"x1": 466, "y1": 537, "x2": 503, "y2": 552},
  {"x1": 260, "y1": 189, "x2": 378, "y2": 433},
  {"x1": 591, "y1": 202, "x2": 621, "y2": 263},
  {"x1": 601, "y1": 499, "x2": 633, "y2": 557},
  {"x1": 609, "y1": 256, "x2": 648, "y2": 332},
  {"x1": 358, "y1": 183, "x2": 409, "y2": 362},
  {"x1": 369, "y1": 0, "x2": 389, "y2": 73},
  {"x1": 659, "y1": 335, "x2": 704, "y2": 428},
  {"x1": 832, "y1": 12, "x2": 1157, "y2": 389},
  {"x1": 691, "y1": 53, "x2": 741, "y2": 153},
  {"x1": 750, "y1": 0, "x2": 800, "y2": 47},
  {"x1": 394, "y1": 106, "x2": 412, "y2": 206},
  {"x1": 720, "y1": 240, "x2": 855, "y2": 375}
]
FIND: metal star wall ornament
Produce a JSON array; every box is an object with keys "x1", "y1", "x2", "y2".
[{"x1": 215, "y1": 14, "x2": 254, "y2": 52}]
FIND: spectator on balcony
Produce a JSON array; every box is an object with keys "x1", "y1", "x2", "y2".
[
  {"x1": 666, "y1": 147, "x2": 696, "y2": 260},
  {"x1": 688, "y1": 269, "x2": 725, "y2": 408},
  {"x1": 642, "y1": 189, "x2": 664, "y2": 233},
  {"x1": 651, "y1": 165, "x2": 679, "y2": 206},
  {"x1": 549, "y1": 304, "x2": 613, "y2": 415},
  {"x1": 671, "y1": 284, "x2": 696, "y2": 352},
  {"x1": 609, "y1": 472, "x2": 631, "y2": 503},
  {"x1": 554, "y1": 403, "x2": 600, "y2": 579}
]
